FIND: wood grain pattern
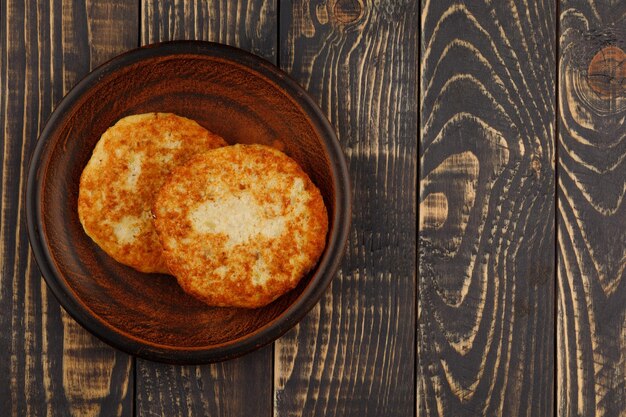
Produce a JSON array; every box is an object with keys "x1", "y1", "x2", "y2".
[
  {"x1": 142, "y1": 0, "x2": 276, "y2": 59},
  {"x1": 0, "y1": 1, "x2": 137, "y2": 416},
  {"x1": 137, "y1": 346, "x2": 272, "y2": 417},
  {"x1": 137, "y1": 1, "x2": 276, "y2": 416},
  {"x1": 274, "y1": 1, "x2": 417, "y2": 416},
  {"x1": 419, "y1": 1, "x2": 556, "y2": 415},
  {"x1": 9, "y1": 0, "x2": 626, "y2": 415},
  {"x1": 558, "y1": 1, "x2": 626, "y2": 415}
]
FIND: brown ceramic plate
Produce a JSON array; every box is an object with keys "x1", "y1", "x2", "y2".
[{"x1": 26, "y1": 41, "x2": 350, "y2": 364}]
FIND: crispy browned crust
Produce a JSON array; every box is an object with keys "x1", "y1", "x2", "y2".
[
  {"x1": 78, "y1": 113, "x2": 227, "y2": 273},
  {"x1": 153, "y1": 144, "x2": 328, "y2": 308}
]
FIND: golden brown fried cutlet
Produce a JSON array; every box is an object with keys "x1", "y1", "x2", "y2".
[
  {"x1": 78, "y1": 113, "x2": 227, "y2": 273},
  {"x1": 153, "y1": 144, "x2": 328, "y2": 308}
]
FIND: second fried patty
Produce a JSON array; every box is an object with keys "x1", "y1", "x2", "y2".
[{"x1": 153, "y1": 144, "x2": 328, "y2": 308}]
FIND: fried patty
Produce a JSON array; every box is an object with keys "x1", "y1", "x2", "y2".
[
  {"x1": 78, "y1": 113, "x2": 227, "y2": 273},
  {"x1": 153, "y1": 144, "x2": 328, "y2": 308}
]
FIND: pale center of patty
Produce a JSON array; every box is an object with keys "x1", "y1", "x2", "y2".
[
  {"x1": 112, "y1": 215, "x2": 142, "y2": 244},
  {"x1": 189, "y1": 193, "x2": 286, "y2": 247},
  {"x1": 125, "y1": 152, "x2": 144, "y2": 190}
]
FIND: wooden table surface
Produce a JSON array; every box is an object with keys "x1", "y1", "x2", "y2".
[{"x1": 1, "y1": 0, "x2": 624, "y2": 416}]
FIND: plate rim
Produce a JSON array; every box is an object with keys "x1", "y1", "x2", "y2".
[{"x1": 26, "y1": 40, "x2": 351, "y2": 364}]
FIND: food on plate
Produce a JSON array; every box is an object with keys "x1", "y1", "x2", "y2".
[
  {"x1": 78, "y1": 113, "x2": 227, "y2": 273},
  {"x1": 153, "y1": 144, "x2": 328, "y2": 308}
]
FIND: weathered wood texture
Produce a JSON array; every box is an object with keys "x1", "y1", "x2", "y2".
[
  {"x1": 136, "y1": 1, "x2": 276, "y2": 417},
  {"x1": 274, "y1": 1, "x2": 417, "y2": 416},
  {"x1": 557, "y1": 1, "x2": 626, "y2": 416},
  {"x1": 12, "y1": 0, "x2": 626, "y2": 416},
  {"x1": 141, "y1": 0, "x2": 276, "y2": 58},
  {"x1": 136, "y1": 346, "x2": 272, "y2": 417},
  {"x1": 419, "y1": 1, "x2": 556, "y2": 415},
  {"x1": 0, "y1": 1, "x2": 137, "y2": 416}
]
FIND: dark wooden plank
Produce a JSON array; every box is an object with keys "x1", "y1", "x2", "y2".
[
  {"x1": 136, "y1": 347, "x2": 272, "y2": 417},
  {"x1": 136, "y1": 1, "x2": 276, "y2": 416},
  {"x1": 557, "y1": 1, "x2": 626, "y2": 415},
  {"x1": 0, "y1": 1, "x2": 137, "y2": 416},
  {"x1": 141, "y1": 0, "x2": 276, "y2": 58},
  {"x1": 419, "y1": 0, "x2": 556, "y2": 415},
  {"x1": 274, "y1": 1, "x2": 417, "y2": 416}
]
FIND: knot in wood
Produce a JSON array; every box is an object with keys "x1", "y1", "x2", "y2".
[
  {"x1": 334, "y1": 0, "x2": 362, "y2": 23},
  {"x1": 587, "y1": 46, "x2": 626, "y2": 98},
  {"x1": 531, "y1": 156, "x2": 542, "y2": 179}
]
